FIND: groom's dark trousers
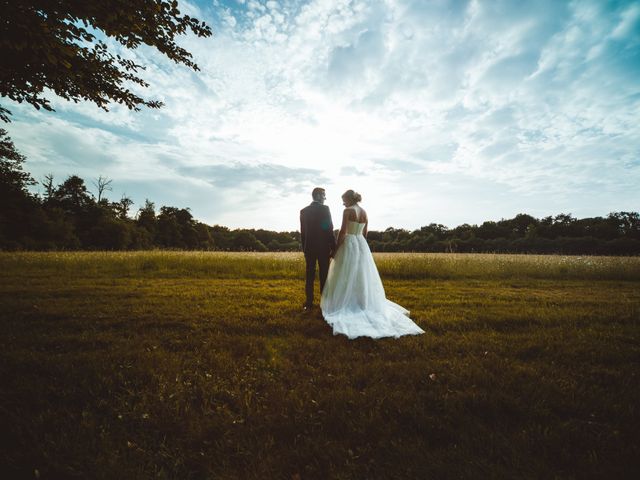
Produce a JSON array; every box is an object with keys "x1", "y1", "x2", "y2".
[{"x1": 300, "y1": 201, "x2": 336, "y2": 307}]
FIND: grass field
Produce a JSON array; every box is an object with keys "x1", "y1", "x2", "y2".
[{"x1": 1, "y1": 252, "x2": 639, "y2": 479}]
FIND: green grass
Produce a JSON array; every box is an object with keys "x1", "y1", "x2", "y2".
[{"x1": 0, "y1": 252, "x2": 639, "y2": 479}]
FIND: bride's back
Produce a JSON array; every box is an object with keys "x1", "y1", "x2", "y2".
[
  {"x1": 346, "y1": 205, "x2": 367, "y2": 235},
  {"x1": 346, "y1": 220, "x2": 366, "y2": 235}
]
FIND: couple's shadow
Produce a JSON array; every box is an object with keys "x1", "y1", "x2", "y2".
[
  {"x1": 297, "y1": 306, "x2": 346, "y2": 339},
  {"x1": 296, "y1": 307, "x2": 381, "y2": 346}
]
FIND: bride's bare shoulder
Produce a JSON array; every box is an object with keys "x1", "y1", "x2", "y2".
[{"x1": 343, "y1": 208, "x2": 357, "y2": 220}]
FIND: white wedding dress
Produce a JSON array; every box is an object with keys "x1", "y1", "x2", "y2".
[{"x1": 320, "y1": 205, "x2": 425, "y2": 339}]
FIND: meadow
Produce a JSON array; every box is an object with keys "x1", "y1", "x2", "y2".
[{"x1": 0, "y1": 252, "x2": 639, "y2": 479}]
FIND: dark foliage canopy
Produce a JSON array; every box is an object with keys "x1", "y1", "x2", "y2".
[{"x1": 0, "y1": 0, "x2": 212, "y2": 122}]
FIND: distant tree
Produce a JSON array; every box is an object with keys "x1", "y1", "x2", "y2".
[
  {"x1": 406, "y1": 234, "x2": 433, "y2": 252},
  {"x1": 112, "y1": 195, "x2": 134, "y2": 220},
  {"x1": 450, "y1": 223, "x2": 474, "y2": 240},
  {"x1": 367, "y1": 239, "x2": 383, "y2": 252},
  {"x1": 209, "y1": 225, "x2": 232, "y2": 250},
  {"x1": 42, "y1": 173, "x2": 55, "y2": 201},
  {"x1": 233, "y1": 231, "x2": 267, "y2": 251},
  {"x1": 382, "y1": 227, "x2": 411, "y2": 243},
  {"x1": 0, "y1": 129, "x2": 38, "y2": 247},
  {"x1": 608, "y1": 211, "x2": 640, "y2": 239},
  {"x1": 156, "y1": 206, "x2": 185, "y2": 248},
  {"x1": 136, "y1": 199, "x2": 157, "y2": 234},
  {"x1": 510, "y1": 213, "x2": 539, "y2": 237},
  {"x1": 537, "y1": 215, "x2": 556, "y2": 238},
  {"x1": 251, "y1": 229, "x2": 298, "y2": 250},
  {"x1": 37, "y1": 206, "x2": 81, "y2": 250},
  {"x1": 550, "y1": 213, "x2": 578, "y2": 237},
  {"x1": 0, "y1": 0, "x2": 212, "y2": 124},
  {"x1": 52, "y1": 175, "x2": 94, "y2": 213},
  {"x1": 0, "y1": 128, "x2": 35, "y2": 194},
  {"x1": 418, "y1": 223, "x2": 449, "y2": 240},
  {"x1": 88, "y1": 216, "x2": 132, "y2": 250},
  {"x1": 476, "y1": 220, "x2": 509, "y2": 240},
  {"x1": 194, "y1": 222, "x2": 214, "y2": 249},
  {"x1": 179, "y1": 213, "x2": 199, "y2": 249},
  {"x1": 366, "y1": 230, "x2": 383, "y2": 242},
  {"x1": 93, "y1": 175, "x2": 113, "y2": 203}
]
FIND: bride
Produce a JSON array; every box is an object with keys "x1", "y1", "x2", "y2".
[{"x1": 320, "y1": 190, "x2": 425, "y2": 339}]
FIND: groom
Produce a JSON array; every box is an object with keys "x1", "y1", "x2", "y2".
[{"x1": 300, "y1": 187, "x2": 336, "y2": 311}]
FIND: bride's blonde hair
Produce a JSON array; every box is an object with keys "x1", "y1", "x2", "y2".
[{"x1": 342, "y1": 189, "x2": 362, "y2": 203}]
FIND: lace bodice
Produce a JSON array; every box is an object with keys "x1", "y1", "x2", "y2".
[{"x1": 346, "y1": 221, "x2": 366, "y2": 235}]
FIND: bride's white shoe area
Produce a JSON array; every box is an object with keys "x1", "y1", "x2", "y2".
[{"x1": 320, "y1": 221, "x2": 425, "y2": 339}]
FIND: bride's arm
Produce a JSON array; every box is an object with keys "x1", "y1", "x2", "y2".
[{"x1": 335, "y1": 209, "x2": 350, "y2": 250}]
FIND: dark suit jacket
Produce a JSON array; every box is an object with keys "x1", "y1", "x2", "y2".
[{"x1": 300, "y1": 202, "x2": 336, "y2": 254}]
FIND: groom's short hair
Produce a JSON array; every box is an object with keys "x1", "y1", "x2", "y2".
[{"x1": 312, "y1": 187, "x2": 325, "y2": 200}]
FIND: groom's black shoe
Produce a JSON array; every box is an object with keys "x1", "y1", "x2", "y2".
[{"x1": 303, "y1": 303, "x2": 313, "y2": 312}]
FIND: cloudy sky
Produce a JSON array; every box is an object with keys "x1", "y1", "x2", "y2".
[{"x1": 6, "y1": 0, "x2": 640, "y2": 231}]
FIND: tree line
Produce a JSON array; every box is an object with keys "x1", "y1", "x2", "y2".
[
  {"x1": 367, "y1": 212, "x2": 640, "y2": 255},
  {"x1": 1, "y1": 130, "x2": 638, "y2": 254},
  {"x1": 0, "y1": 130, "x2": 302, "y2": 251}
]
